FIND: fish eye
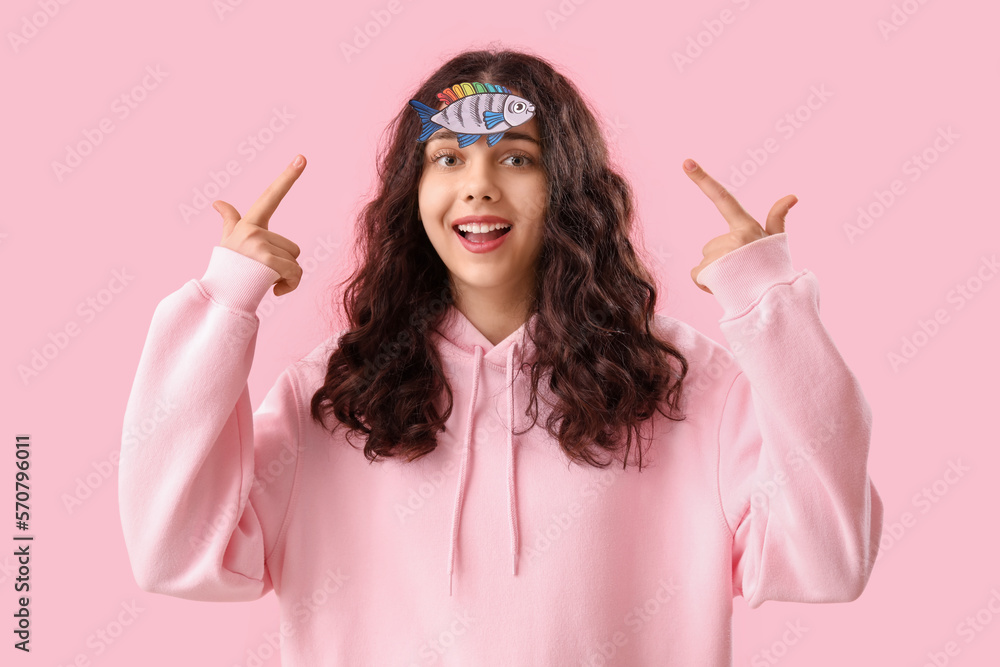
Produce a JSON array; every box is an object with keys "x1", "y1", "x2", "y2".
[{"x1": 511, "y1": 101, "x2": 526, "y2": 113}]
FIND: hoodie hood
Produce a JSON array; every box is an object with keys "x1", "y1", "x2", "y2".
[{"x1": 429, "y1": 305, "x2": 540, "y2": 596}]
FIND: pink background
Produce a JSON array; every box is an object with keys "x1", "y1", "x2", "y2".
[{"x1": 3, "y1": 0, "x2": 997, "y2": 664}]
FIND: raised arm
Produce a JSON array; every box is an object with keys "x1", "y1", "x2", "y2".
[
  {"x1": 682, "y1": 158, "x2": 883, "y2": 606},
  {"x1": 119, "y1": 157, "x2": 308, "y2": 600}
]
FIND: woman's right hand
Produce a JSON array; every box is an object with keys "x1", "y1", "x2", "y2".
[{"x1": 213, "y1": 155, "x2": 306, "y2": 296}]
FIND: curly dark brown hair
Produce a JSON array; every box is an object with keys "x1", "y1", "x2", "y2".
[{"x1": 309, "y1": 46, "x2": 689, "y2": 471}]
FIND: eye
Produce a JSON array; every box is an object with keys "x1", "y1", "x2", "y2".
[
  {"x1": 503, "y1": 152, "x2": 533, "y2": 169},
  {"x1": 431, "y1": 151, "x2": 460, "y2": 168},
  {"x1": 511, "y1": 101, "x2": 526, "y2": 113}
]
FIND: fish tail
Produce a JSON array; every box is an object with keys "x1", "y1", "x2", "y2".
[{"x1": 408, "y1": 100, "x2": 443, "y2": 141}]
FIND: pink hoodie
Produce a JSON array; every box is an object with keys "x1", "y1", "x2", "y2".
[{"x1": 119, "y1": 232, "x2": 883, "y2": 666}]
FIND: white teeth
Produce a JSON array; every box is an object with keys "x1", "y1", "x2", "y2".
[{"x1": 456, "y1": 222, "x2": 511, "y2": 233}]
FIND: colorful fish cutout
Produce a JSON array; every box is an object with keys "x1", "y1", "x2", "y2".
[{"x1": 409, "y1": 81, "x2": 536, "y2": 148}]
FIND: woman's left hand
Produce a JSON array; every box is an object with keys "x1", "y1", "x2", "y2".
[{"x1": 683, "y1": 159, "x2": 798, "y2": 295}]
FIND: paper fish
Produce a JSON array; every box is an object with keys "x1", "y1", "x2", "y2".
[{"x1": 409, "y1": 81, "x2": 536, "y2": 148}]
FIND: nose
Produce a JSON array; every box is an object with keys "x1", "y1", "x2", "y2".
[{"x1": 462, "y1": 149, "x2": 499, "y2": 202}]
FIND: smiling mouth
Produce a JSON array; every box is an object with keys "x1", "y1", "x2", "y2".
[{"x1": 456, "y1": 227, "x2": 512, "y2": 242}]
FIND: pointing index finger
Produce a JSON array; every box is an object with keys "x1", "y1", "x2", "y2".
[
  {"x1": 243, "y1": 155, "x2": 307, "y2": 229},
  {"x1": 683, "y1": 159, "x2": 755, "y2": 231}
]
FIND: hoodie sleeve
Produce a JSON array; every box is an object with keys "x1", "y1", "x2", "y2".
[
  {"x1": 118, "y1": 245, "x2": 300, "y2": 602},
  {"x1": 695, "y1": 232, "x2": 883, "y2": 609}
]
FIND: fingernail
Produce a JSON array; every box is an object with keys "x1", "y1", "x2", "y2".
[
  {"x1": 683, "y1": 159, "x2": 698, "y2": 172},
  {"x1": 292, "y1": 155, "x2": 304, "y2": 168}
]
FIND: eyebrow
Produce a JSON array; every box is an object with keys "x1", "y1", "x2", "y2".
[{"x1": 425, "y1": 129, "x2": 539, "y2": 145}]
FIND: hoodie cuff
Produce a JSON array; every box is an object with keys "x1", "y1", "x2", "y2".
[
  {"x1": 695, "y1": 232, "x2": 801, "y2": 321},
  {"x1": 197, "y1": 246, "x2": 281, "y2": 315}
]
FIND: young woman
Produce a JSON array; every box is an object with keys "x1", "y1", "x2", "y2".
[{"x1": 119, "y1": 48, "x2": 883, "y2": 666}]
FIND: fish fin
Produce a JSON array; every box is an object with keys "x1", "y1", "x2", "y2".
[
  {"x1": 487, "y1": 132, "x2": 505, "y2": 146},
  {"x1": 456, "y1": 133, "x2": 480, "y2": 148},
  {"x1": 483, "y1": 110, "x2": 505, "y2": 130},
  {"x1": 408, "y1": 100, "x2": 443, "y2": 142}
]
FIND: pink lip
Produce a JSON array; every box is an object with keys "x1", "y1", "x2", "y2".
[{"x1": 451, "y1": 215, "x2": 512, "y2": 254}]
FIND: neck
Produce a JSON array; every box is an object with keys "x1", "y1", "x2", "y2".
[{"x1": 452, "y1": 279, "x2": 535, "y2": 347}]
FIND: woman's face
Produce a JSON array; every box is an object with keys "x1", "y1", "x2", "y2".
[{"x1": 417, "y1": 103, "x2": 547, "y2": 309}]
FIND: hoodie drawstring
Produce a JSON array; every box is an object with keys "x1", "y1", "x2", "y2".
[
  {"x1": 446, "y1": 340, "x2": 522, "y2": 596},
  {"x1": 506, "y1": 340, "x2": 521, "y2": 578}
]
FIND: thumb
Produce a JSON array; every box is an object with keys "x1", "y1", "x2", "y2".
[
  {"x1": 213, "y1": 200, "x2": 242, "y2": 239},
  {"x1": 764, "y1": 194, "x2": 798, "y2": 236}
]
